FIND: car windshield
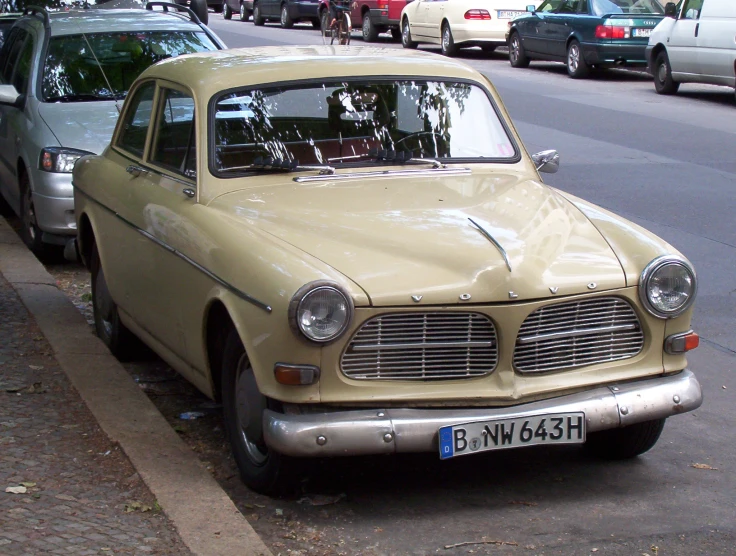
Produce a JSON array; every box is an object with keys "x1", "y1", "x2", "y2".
[
  {"x1": 212, "y1": 80, "x2": 517, "y2": 173},
  {"x1": 591, "y1": 0, "x2": 664, "y2": 15},
  {"x1": 42, "y1": 31, "x2": 219, "y2": 102}
]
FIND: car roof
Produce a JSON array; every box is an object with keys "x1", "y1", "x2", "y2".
[
  {"x1": 140, "y1": 46, "x2": 486, "y2": 99},
  {"x1": 34, "y1": 8, "x2": 205, "y2": 36}
]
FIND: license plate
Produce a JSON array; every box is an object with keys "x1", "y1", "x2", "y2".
[
  {"x1": 633, "y1": 28, "x2": 652, "y2": 37},
  {"x1": 497, "y1": 10, "x2": 526, "y2": 19},
  {"x1": 439, "y1": 412, "x2": 585, "y2": 460}
]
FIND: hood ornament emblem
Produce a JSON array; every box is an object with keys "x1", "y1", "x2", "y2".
[
  {"x1": 549, "y1": 287, "x2": 558, "y2": 294},
  {"x1": 411, "y1": 295, "x2": 423, "y2": 303}
]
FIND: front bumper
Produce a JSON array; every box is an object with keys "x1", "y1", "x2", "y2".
[{"x1": 264, "y1": 370, "x2": 701, "y2": 457}]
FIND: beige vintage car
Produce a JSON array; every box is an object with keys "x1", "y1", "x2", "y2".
[{"x1": 72, "y1": 45, "x2": 702, "y2": 495}]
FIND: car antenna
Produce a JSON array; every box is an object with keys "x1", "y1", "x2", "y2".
[{"x1": 76, "y1": 23, "x2": 122, "y2": 114}]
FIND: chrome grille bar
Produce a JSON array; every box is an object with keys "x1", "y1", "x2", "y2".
[
  {"x1": 341, "y1": 312, "x2": 498, "y2": 381},
  {"x1": 514, "y1": 297, "x2": 644, "y2": 373}
]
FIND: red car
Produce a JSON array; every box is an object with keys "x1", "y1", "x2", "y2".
[{"x1": 318, "y1": 0, "x2": 407, "y2": 42}]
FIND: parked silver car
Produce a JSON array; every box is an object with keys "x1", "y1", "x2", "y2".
[{"x1": 0, "y1": 3, "x2": 225, "y2": 254}]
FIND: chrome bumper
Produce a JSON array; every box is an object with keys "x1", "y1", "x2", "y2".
[{"x1": 264, "y1": 370, "x2": 702, "y2": 457}]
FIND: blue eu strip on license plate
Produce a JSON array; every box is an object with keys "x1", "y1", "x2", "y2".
[{"x1": 439, "y1": 412, "x2": 585, "y2": 460}]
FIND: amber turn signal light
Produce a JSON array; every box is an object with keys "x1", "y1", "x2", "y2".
[
  {"x1": 665, "y1": 331, "x2": 699, "y2": 355},
  {"x1": 274, "y1": 364, "x2": 320, "y2": 385}
]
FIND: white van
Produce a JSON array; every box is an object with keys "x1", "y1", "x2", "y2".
[{"x1": 646, "y1": 0, "x2": 736, "y2": 98}]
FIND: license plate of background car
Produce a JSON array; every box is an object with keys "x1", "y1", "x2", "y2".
[
  {"x1": 633, "y1": 28, "x2": 652, "y2": 37},
  {"x1": 497, "y1": 10, "x2": 526, "y2": 19},
  {"x1": 438, "y1": 412, "x2": 585, "y2": 460}
]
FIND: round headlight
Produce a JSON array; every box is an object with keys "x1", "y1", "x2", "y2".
[
  {"x1": 639, "y1": 256, "x2": 697, "y2": 318},
  {"x1": 291, "y1": 283, "x2": 352, "y2": 343}
]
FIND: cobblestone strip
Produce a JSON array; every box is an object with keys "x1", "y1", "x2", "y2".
[{"x1": 0, "y1": 273, "x2": 191, "y2": 556}]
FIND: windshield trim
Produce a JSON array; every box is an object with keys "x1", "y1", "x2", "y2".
[{"x1": 206, "y1": 75, "x2": 522, "y2": 179}]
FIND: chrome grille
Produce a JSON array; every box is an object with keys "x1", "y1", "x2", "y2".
[
  {"x1": 341, "y1": 312, "x2": 498, "y2": 380},
  {"x1": 514, "y1": 297, "x2": 644, "y2": 373}
]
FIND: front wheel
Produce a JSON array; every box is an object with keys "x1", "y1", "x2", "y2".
[
  {"x1": 441, "y1": 23, "x2": 458, "y2": 57},
  {"x1": 401, "y1": 17, "x2": 417, "y2": 49},
  {"x1": 221, "y1": 328, "x2": 299, "y2": 495},
  {"x1": 566, "y1": 39, "x2": 590, "y2": 78},
  {"x1": 239, "y1": 1, "x2": 249, "y2": 20},
  {"x1": 654, "y1": 50, "x2": 680, "y2": 95},
  {"x1": 508, "y1": 32, "x2": 529, "y2": 68},
  {"x1": 252, "y1": 1, "x2": 264, "y2": 25},
  {"x1": 362, "y1": 12, "x2": 378, "y2": 42},
  {"x1": 280, "y1": 3, "x2": 293, "y2": 28},
  {"x1": 223, "y1": 0, "x2": 233, "y2": 18},
  {"x1": 19, "y1": 173, "x2": 45, "y2": 254},
  {"x1": 585, "y1": 418, "x2": 666, "y2": 460}
]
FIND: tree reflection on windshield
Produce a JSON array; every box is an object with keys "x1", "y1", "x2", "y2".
[{"x1": 42, "y1": 31, "x2": 218, "y2": 102}]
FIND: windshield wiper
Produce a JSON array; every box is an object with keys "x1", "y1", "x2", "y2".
[
  {"x1": 45, "y1": 93, "x2": 120, "y2": 103},
  {"x1": 220, "y1": 156, "x2": 335, "y2": 175},
  {"x1": 329, "y1": 149, "x2": 445, "y2": 168}
]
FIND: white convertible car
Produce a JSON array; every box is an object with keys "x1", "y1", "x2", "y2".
[{"x1": 400, "y1": 0, "x2": 529, "y2": 56}]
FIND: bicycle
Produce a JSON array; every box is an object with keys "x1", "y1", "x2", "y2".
[{"x1": 321, "y1": 0, "x2": 352, "y2": 45}]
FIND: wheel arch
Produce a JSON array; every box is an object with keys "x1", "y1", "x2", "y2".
[
  {"x1": 441, "y1": 17, "x2": 450, "y2": 31},
  {"x1": 650, "y1": 42, "x2": 667, "y2": 65},
  {"x1": 361, "y1": 4, "x2": 370, "y2": 17},
  {"x1": 566, "y1": 33, "x2": 582, "y2": 50},
  {"x1": 204, "y1": 298, "x2": 241, "y2": 403},
  {"x1": 77, "y1": 212, "x2": 95, "y2": 270}
]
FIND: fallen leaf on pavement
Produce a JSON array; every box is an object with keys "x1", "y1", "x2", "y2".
[
  {"x1": 29, "y1": 365, "x2": 44, "y2": 370},
  {"x1": 19, "y1": 482, "x2": 36, "y2": 488},
  {"x1": 691, "y1": 463, "x2": 718, "y2": 470},
  {"x1": 297, "y1": 493, "x2": 347, "y2": 506},
  {"x1": 124, "y1": 501, "x2": 152, "y2": 513},
  {"x1": 5, "y1": 486, "x2": 27, "y2": 494},
  {"x1": 444, "y1": 539, "x2": 518, "y2": 549}
]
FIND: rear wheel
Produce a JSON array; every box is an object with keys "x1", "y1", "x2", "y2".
[
  {"x1": 19, "y1": 173, "x2": 44, "y2": 254},
  {"x1": 441, "y1": 23, "x2": 458, "y2": 57},
  {"x1": 566, "y1": 39, "x2": 590, "y2": 78},
  {"x1": 252, "y1": 1, "x2": 264, "y2": 25},
  {"x1": 239, "y1": 1, "x2": 249, "y2": 20},
  {"x1": 508, "y1": 32, "x2": 529, "y2": 68},
  {"x1": 333, "y1": 13, "x2": 351, "y2": 45},
  {"x1": 401, "y1": 17, "x2": 417, "y2": 49},
  {"x1": 320, "y1": 10, "x2": 331, "y2": 44},
  {"x1": 221, "y1": 328, "x2": 300, "y2": 495},
  {"x1": 223, "y1": 0, "x2": 232, "y2": 18},
  {"x1": 190, "y1": 0, "x2": 209, "y2": 24},
  {"x1": 280, "y1": 3, "x2": 293, "y2": 28},
  {"x1": 654, "y1": 50, "x2": 680, "y2": 95},
  {"x1": 362, "y1": 12, "x2": 378, "y2": 42},
  {"x1": 586, "y1": 418, "x2": 666, "y2": 459}
]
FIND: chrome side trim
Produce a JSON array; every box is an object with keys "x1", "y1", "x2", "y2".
[
  {"x1": 74, "y1": 186, "x2": 272, "y2": 313},
  {"x1": 468, "y1": 217, "x2": 512, "y2": 272},
  {"x1": 263, "y1": 370, "x2": 702, "y2": 457},
  {"x1": 517, "y1": 323, "x2": 638, "y2": 345},
  {"x1": 293, "y1": 166, "x2": 471, "y2": 183}
]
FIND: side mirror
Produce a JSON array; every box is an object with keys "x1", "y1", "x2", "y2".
[
  {"x1": 664, "y1": 2, "x2": 677, "y2": 17},
  {"x1": 526, "y1": 4, "x2": 536, "y2": 12},
  {"x1": 532, "y1": 149, "x2": 559, "y2": 174},
  {"x1": 0, "y1": 84, "x2": 23, "y2": 108}
]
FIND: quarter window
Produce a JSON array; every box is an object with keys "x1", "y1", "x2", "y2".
[
  {"x1": 681, "y1": 0, "x2": 702, "y2": 19},
  {"x1": 151, "y1": 88, "x2": 196, "y2": 178},
  {"x1": 117, "y1": 82, "x2": 156, "y2": 158}
]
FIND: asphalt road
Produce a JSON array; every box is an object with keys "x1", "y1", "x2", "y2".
[{"x1": 204, "y1": 16, "x2": 736, "y2": 555}]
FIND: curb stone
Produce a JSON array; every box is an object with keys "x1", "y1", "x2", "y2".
[{"x1": 0, "y1": 216, "x2": 272, "y2": 556}]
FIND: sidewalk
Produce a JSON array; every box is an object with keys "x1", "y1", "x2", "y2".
[{"x1": 0, "y1": 272, "x2": 190, "y2": 555}]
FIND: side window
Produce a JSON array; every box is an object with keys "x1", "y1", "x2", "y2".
[
  {"x1": 578, "y1": 0, "x2": 589, "y2": 14},
  {"x1": 558, "y1": 0, "x2": 579, "y2": 14},
  {"x1": 1, "y1": 29, "x2": 27, "y2": 86},
  {"x1": 681, "y1": 0, "x2": 702, "y2": 19},
  {"x1": 117, "y1": 81, "x2": 156, "y2": 158},
  {"x1": 12, "y1": 36, "x2": 34, "y2": 94},
  {"x1": 150, "y1": 88, "x2": 196, "y2": 178},
  {"x1": 537, "y1": 0, "x2": 563, "y2": 13}
]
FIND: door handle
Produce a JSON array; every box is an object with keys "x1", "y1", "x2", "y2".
[
  {"x1": 126, "y1": 165, "x2": 147, "y2": 177},
  {"x1": 694, "y1": 23, "x2": 699, "y2": 37}
]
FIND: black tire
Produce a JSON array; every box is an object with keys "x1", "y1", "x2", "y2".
[
  {"x1": 585, "y1": 418, "x2": 666, "y2": 460},
  {"x1": 252, "y1": 1, "x2": 264, "y2": 25},
  {"x1": 362, "y1": 12, "x2": 378, "y2": 42},
  {"x1": 280, "y1": 3, "x2": 293, "y2": 28},
  {"x1": 90, "y1": 243, "x2": 139, "y2": 360},
  {"x1": 221, "y1": 328, "x2": 300, "y2": 495},
  {"x1": 508, "y1": 32, "x2": 529, "y2": 68},
  {"x1": 223, "y1": 0, "x2": 232, "y2": 18},
  {"x1": 390, "y1": 27, "x2": 401, "y2": 41},
  {"x1": 19, "y1": 172, "x2": 45, "y2": 254},
  {"x1": 441, "y1": 23, "x2": 458, "y2": 57},
  {"x1": 481, "y1": 44, "x2": 497, "y2": 53},
  {"x1": 401, "y1": 17, "x2": 417, "y2": 49},
  {"x1": 190, "y1": 0, "x2": 209, "y2": 24},
  {"x1": 566, "y1": 39, "x2": 590, "y2": 78},
  {"x1": 654, "y1": 50, "x2": 680, "y2": 95},
  {"x1": 320, "y1": 10, "x2": 331, "y2": 43}
]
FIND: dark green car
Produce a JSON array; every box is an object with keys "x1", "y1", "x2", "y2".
[{"x1": 507, "y1": 0, "x2": 666, "y2": 78}]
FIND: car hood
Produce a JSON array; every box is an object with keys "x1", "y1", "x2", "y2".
[
  {"x1": 37, "y1": 101, "x2": 120, "y2": 154},
  {"x1": 209, "y1": 171, "x2": 626, "y2": 306}
]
